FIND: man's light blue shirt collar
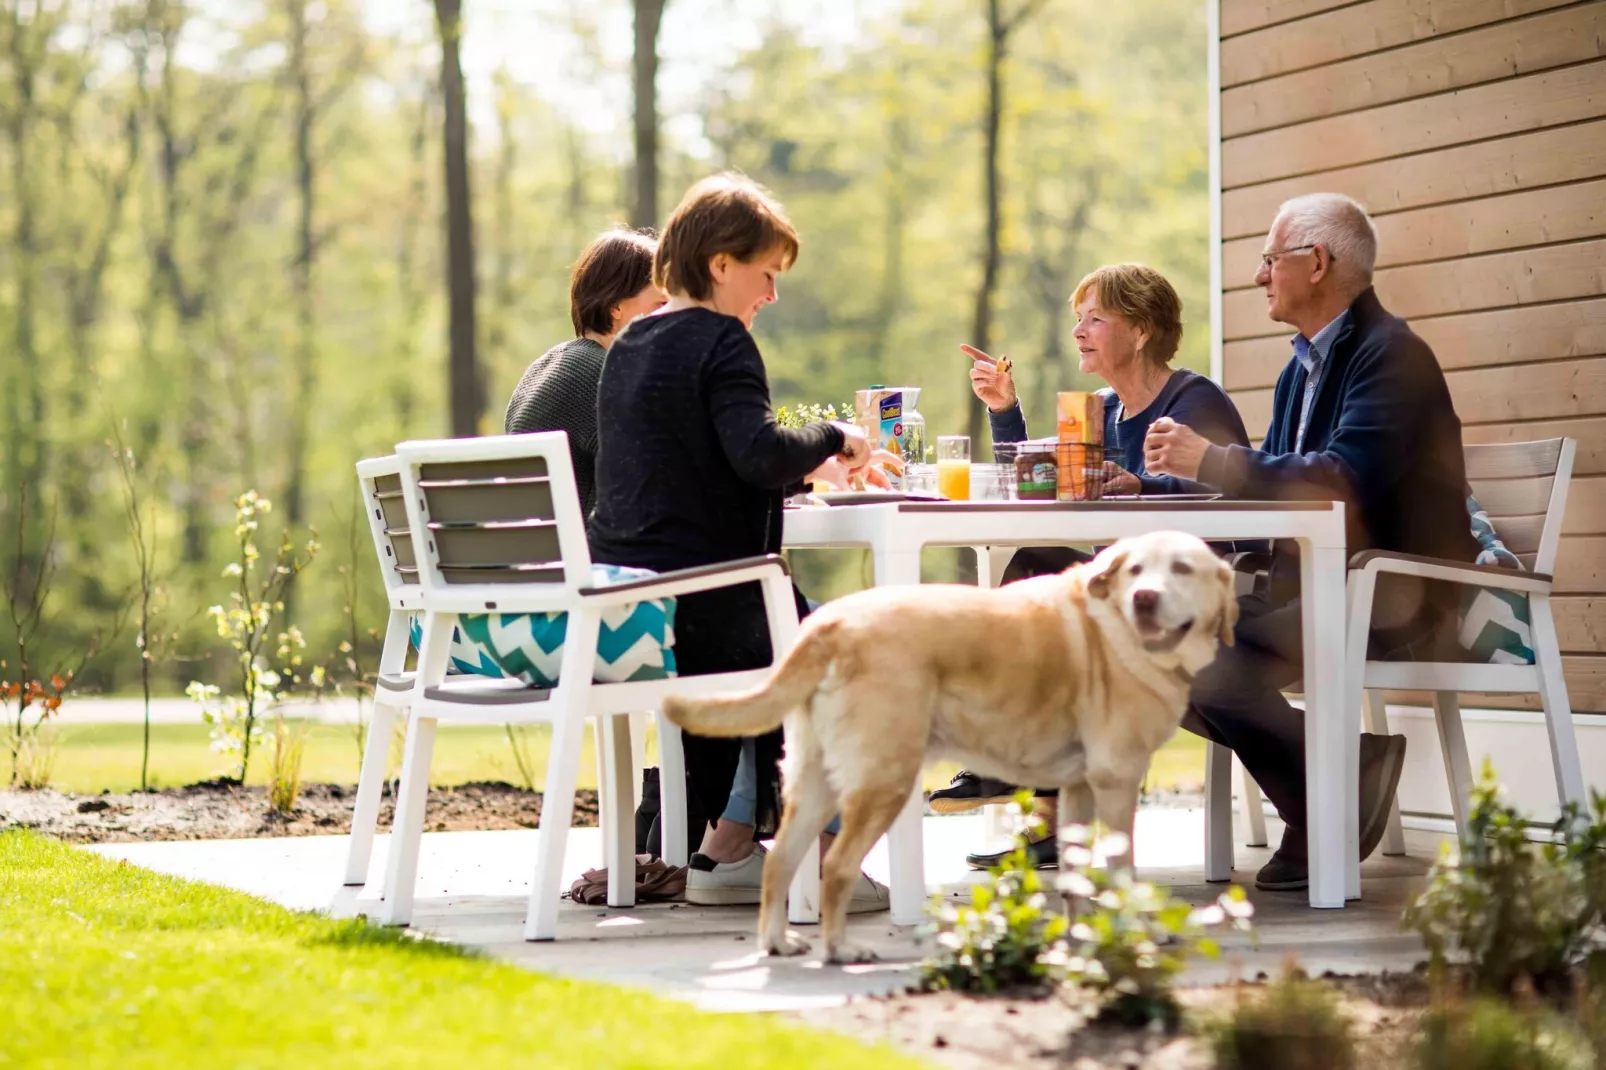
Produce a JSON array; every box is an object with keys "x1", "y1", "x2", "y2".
[{"x1": 1292, "y1": 310, "x2": 1349, "y2": 374}]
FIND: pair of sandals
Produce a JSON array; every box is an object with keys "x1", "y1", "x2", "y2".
[{"x1": 567, "y1": 854, "x2": 687, "y2": 905}]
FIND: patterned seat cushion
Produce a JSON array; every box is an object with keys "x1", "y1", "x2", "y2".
[
  {"x1": 407, "y1": 564, "x2": 676, "y2": 687},
  {"x1": 1459, "y1": 495, "x2": 1535, "y2": 666}
]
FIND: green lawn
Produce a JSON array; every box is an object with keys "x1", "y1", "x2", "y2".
[
  {"x1": 0, "y1": 831, "x2": 926, "y2": 1070},
  {"x1": 41, "y1": 718, "x2": 1209, "y2": 796}
]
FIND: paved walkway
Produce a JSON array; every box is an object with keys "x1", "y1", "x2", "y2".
[
  {"x1": 87, "y1": 807, "x2": 1436, "y2": 1012},
  {"x1": 64, "y1": 696, "x2": 367, "y2": 724}
]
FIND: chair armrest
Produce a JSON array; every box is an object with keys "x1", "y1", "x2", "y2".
[
  {"x1": 578, "y1": 554, "x2": 791, "y2": 607},
  {"x1": 1347, "y1": 549, "x2": 1552, "y2": 594}
]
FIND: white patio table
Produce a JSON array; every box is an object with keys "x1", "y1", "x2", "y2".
[{"x1": 781, "y1": 498, "x2": 1354, "y2": 918}]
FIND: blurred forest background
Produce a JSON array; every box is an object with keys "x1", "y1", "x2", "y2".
[{"x1": 0, "y1": 0, "x2": 1207, "y2": 697}]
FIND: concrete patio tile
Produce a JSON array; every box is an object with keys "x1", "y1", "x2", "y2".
[{"x1": 86, "y1": 806, "x2": 1436, "y2": 1012}]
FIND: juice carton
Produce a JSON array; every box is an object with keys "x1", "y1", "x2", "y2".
[
  {"x1": 854, "y1": 387, "x2": 905, "y2": 486},
  {"x1": 1056, "y1": 391, "x2": 1105, "y2": 501}
]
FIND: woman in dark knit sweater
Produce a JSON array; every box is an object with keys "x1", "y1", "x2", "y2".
[
  {"x1": 590, "y1": 173, "x2": 888, "y2": 909},
  {"x1": 504, "y1": 228, "x2": 665, "y2": 518}
]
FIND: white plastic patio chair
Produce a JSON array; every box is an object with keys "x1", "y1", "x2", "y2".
[
  {"x1": 1345, "y1": 437, "x2": 1583, "y2": 842},
  {"x1": 1207, "y1": 437, "x2": 1582, "y2": 877},
  {"x1": 346, "y1": 455, "x2": 657, "y2": 891},
  {"x1": 343, "y1": 454, "x2": 425, "y2": 886},
  {"x1": 376, "y1": 432, "x2": 809, "y2": 941}
]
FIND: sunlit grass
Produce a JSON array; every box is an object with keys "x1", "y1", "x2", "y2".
[
  {"x1": 0, "y1": 831, "x2": 927, "y2": 1070},
  {"x1": 42, "y1": 718, "x2": 1209, "y2": 796}
]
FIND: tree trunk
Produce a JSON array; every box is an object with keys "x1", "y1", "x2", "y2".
[
  {"x1": 967, "y1": 0, "x2": 1006, "y2": 446},
  {"x1": 631, "y1": 0, "x2": 666, "y2": 229},
  {"x1": 283, "y1": 0, "x2": 316, "y2": 532},
  {"x1": 435, "y1": 0, "x2": 481, "y2": 438},
  {"x1": 3, "y1": 10, "x2": 46, "y2": 562},
  {"x1": 393, "y1": 91, "x2": 431, "y2": 436}
]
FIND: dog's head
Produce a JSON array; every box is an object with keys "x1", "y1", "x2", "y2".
[{"x1": 1081, "y1": 531, "x2": 1237, "y2": 674}]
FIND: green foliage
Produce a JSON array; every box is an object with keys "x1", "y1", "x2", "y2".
[
  {"x1": 773, "y1": 402, "x2": 850, "y2": 429},
  {"x1": 1412, "y1": 999, "x2": 1592, "y2": 1070},
  {"x1": 920, "y1": 796, "x2": 1069, "y2": 994},
  {"x1": 186, "y1": 492, "x2": 319, "y2": 783},
  {"x1": 920, "y1": 790, "x2": 1252, "y2": 1017},
  {"x1": 1056, "y1": 827, "x2": 1254, "y2": 1026},
  {"x1": 267, "y1": 717, "x2": 307, "y2": 815},
  {"x1": 1402, "y1": 761, "x2": 1606, "y2": 995},
  {"x1": 1210, "y1": 969, "x2": 1357, "y2": 1070}
]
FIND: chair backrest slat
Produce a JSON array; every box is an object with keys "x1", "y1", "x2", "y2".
[
  {"x1": 356, "y1": 455, "x2": 422, "y2": 608},
  {"x1": 1462, "y1": 437, "x2": 1574, "y2": 575},
  {"x1": 395, "y1": 433, "x2": 590, "y2": 597}
]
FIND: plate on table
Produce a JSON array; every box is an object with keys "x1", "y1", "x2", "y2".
[
  {"x1": 1101, "y1": 493, "x2": 1223, "y2": 502},
  {"x1": 807, "y1": 491, "x2": 948, "y2": 506}
]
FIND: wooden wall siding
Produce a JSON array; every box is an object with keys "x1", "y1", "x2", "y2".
[
  {"x1": 1217, "y1": 0, "x2": 1606, "y2": 712},
  {"x1": 1223, "y1": 3, "x2": 1605, "y2": 138},
  {"x1": 1223, "y1": 119, "x2": 1606, "y2": 240},
  {"x1": 1221, "y1": 0, "x2": 1580, "y2": 88},
  {"x1": 1224, "y1": 61, "x2": 1606, "y2": 188}
]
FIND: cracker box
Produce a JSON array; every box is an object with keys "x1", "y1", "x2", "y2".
[{"x1": 1056, "y1": 392, "x2": 1104, "y2": 501}]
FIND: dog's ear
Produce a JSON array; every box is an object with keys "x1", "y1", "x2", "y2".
[
  {"x1": 1085, "y1": 545, "x2": 1128, "y2": 599},
  {"x1": 1216, "y1": 560, "x2": 1239, "y2": 646}
]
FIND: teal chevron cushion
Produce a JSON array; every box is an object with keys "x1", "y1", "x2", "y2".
[
  {"x1": 407, "y1": 564, "x2": 676, "y2": 686},
  {"x1": 1459, "y1": 494, "x2": 1535, "y2": 666}
]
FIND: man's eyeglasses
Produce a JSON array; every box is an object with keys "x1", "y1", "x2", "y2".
[{"x1": 1259, "y1": 244, "x2": 1326, "y2": 271}]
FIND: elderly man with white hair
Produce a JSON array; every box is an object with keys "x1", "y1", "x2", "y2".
[{"x1": 1145, "y1": 193, "x2": 1479, "y2": 892}]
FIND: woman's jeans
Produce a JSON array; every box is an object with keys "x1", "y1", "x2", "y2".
[{"x1": 721, "y1": 738, "x2": 841, "y2": 836}]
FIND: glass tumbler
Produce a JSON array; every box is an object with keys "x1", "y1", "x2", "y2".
[{"x1": 936, "y1": 435, "x2": 971, "y2": 501}]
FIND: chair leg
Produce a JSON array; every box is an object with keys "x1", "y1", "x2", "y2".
[
  {"x1": 1362, "y1": 691, "x2": 1407, "y2": 856},
  {"x1": 591, "y1": 719, "x2": 610, "y2": 866},
  {"x1": 1432, "y1": 692, "x2": 1475, "y2": 841},
  {"x1": 1531, "y1": 593, "x2": 1586, "y2": 810},
  {"x1": 1236, "y1": 756, "x2": 1268, "y2": 848},
  {"x1": 886, "y1": 785, "x2": 927, "y2": 926},
  {"x1": 526, "y1": 712, "x2": 587, "y2": 941},
  {"x1": 377, "y1": 714, "x2": 436, "y2": 926},
  {"x1": 525, "y1": 608, "x2": 599, "y2": 942},
  {"x1": 343, "y1": 699, "x2": 400, "y2": 886},
  {"x1": 1204, "y1": 742, "x2": 1235, "y2": 881},
  {"x1": 654, "y1": 713, "x2": 688, "y2": 867},
  {"x1": 628, "y1": 710, "x2": 650, "y2": 809},
  {"x1": 601, "y1": 713, "x2": 637, "y2": 908}
]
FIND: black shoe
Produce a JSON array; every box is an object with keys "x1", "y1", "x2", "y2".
[
  {"x1": 1254, "y1": 839, "x2": 1308, "y2": 891},
  {"x1": 965, "y1": 835, "x2": 1058, "y2": 871},
  {"x1": 1252, "y1": 732, "x2": 1409, "y2": 892},
  {"x1": 928, "y1": 770, "x2": 1056, "y2": 815},
  {"x1": 1359, "y1": 732, "x2": 1407, "y2": 862}
]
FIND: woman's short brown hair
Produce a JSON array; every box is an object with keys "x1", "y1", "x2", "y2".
[
  {"x1": 1071, "y1": 263, "x2": 1184, "y2": 366},
  {"x1": 571, "y1": 228, "x2": 658, "y2": 336},
  {"x1": 654, "y1": 173, "x2": 800, "y2": 300}
]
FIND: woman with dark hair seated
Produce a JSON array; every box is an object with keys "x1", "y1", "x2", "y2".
[
  {"x1": 590, "y1": 172, "x2": 894, "y2": 910},
  {"x1": 504, "y1": 228, "x2": 666, "y2": 517}
]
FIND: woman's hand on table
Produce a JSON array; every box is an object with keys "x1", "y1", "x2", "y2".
[
  {"x1": 1101, "y1": 463, "x2": 1141, "y2": 496},
  {"x1": 1144, "y1": 416, "x2": 1210, "y2": 480},
  {"x1": 962, "y1": 344, "x2": 1017, "y2": 412},
  {"x1": 810, "y1": 425, "x2": 904, "y2": 491}
]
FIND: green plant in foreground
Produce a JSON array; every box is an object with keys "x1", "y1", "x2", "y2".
[
  {"x1": 1403, "y1": 760, "x2": 1606, "y2": 995},
  {"x1": 1056, "y1": 825, "x2": 1255, "y2": 1026},
  {"x1": 1211, "y1": 967, "x2": 1356, "y2": 1070},
  {"x1": 267, "y1": 717, "x2": 307, "y2": 814},
  {"x1": 920, "y1": 791, "x2": 1253, "y2": 1019},
  {"x1": 1413, "y1": 998, "x2": 1592, "y2": 1070},
  {"x1": 920, "y1": 797, "x2": 1068, "y2": 994},
  {"x1": 187, "y1": 491, "x2": 318, "y2": 783}
]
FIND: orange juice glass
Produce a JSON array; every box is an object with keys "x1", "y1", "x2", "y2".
[{"x1": 937, "y1": 435, "x2": 971, "y2": 501}]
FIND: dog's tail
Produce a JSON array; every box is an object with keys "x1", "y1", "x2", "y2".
[{"x1": 662, "y1": 619, "x2": 840, "y2": 737}]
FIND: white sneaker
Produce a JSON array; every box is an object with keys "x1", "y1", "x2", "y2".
[
  {"x1": 846, "y1": 872, "x2": 891, "y2": 914},
  {"x1": 685, "y1": 844, "x2": 766, "y2": 906}
]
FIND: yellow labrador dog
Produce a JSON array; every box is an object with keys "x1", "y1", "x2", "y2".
[{"x1": 663, "y1": 531, "x2": 1236, "y2": 964}]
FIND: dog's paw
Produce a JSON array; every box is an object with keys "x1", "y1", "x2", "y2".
[
  {"x1": 762, "y1": 929, "x2": 811, "y2": 957},
  {"x1": 825, "y1": 943, "x2": 880, "y2": 965}
]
